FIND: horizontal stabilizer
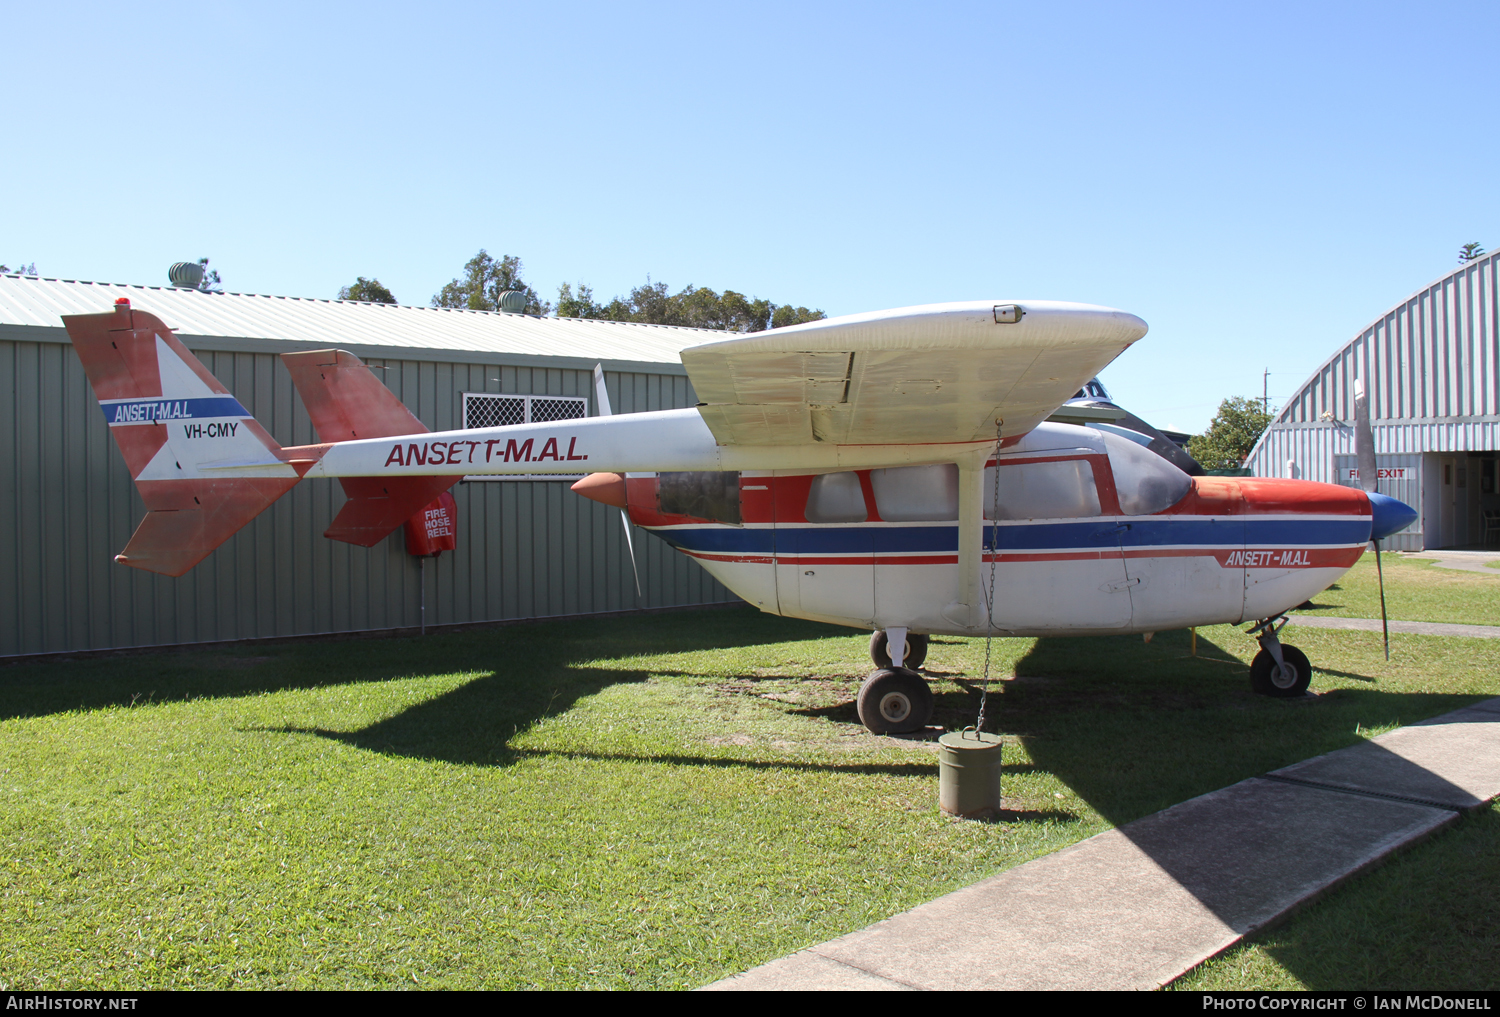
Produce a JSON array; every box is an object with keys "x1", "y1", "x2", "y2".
[
  {"x1": 281, "y1": 349, "x2": 459, "y2": 545},
  {"x1": 325, "y1": 476, "x2": 462, "y2": 547},
  {"x1": 117, "y1": 477, "x2": 302, "y2": 577}
]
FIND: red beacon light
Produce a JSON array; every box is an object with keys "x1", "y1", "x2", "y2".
[{"x1": 114, "y1": 297, "x2": 130, "y2": 307}]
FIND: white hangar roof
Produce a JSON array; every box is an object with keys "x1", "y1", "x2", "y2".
[
  {"x1": 0, "y1": 273, "x2": 716, "y2": 373},
  {"x1": 1245, "y1": 248, "x2": 1499, "y2": 483}
]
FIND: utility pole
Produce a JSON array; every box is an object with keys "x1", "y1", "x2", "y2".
[{"x1": 1263, "y1": 368, "x2": 1270, "y2": 415}]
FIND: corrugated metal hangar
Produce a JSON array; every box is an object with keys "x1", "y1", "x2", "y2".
[
  {"x1": 1245, "y1": 250, "x2": 1499, "y2": 550},
  {"x1": 0, "y1": 274, "x2": 736, "y2": 659}
]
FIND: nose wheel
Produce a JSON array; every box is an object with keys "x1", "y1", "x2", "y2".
[
  {"x1": 1246, "y1": 616, "x2": 1313, "y2": 698},
  {"x1": 1250, "y1": 645, "x2": 1312, "y2": 697},
  {"x1": 856, "y1": 668, "x2": 934, "y2": 734}
]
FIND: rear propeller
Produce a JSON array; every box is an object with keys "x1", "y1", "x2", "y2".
[
  {"x1": 1353, "y1": 379, "x2": 1390, "y2": 660},
  {"x1": 594, "y1": 364, "x2": 643, "y2": 600}
]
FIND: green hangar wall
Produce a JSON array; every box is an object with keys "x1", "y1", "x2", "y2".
[{"x1": 0, "y1": 275, "x2": 737, "y2": 658}]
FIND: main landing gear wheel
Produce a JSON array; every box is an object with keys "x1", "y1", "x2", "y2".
[
  {"x1": 856, "y1": 668, "x2": 934, "y2": 734},
  {"x1": 870, "y1": 631, "x2": 930, "y2": 670},
  {"x1": 1250, "y1": 645, "x2": 1312, "y2": 698}
]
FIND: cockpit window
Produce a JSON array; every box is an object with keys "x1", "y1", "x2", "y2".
[
  {"x1": 870, "y1": 464, "x2": 959, "y2": 521},
  {"x1": 804, "y1": 472, "x2": 867, "y2": 523},
  {"x1": 659, "y1": 471, "x2": 742, "y2": 524},
  {"x1": 985, "y1": 458, "x2": 1102, "y2": 520},
  {"x1": 1104, "y1": 434, "x2": 1191, "y2": 515}
]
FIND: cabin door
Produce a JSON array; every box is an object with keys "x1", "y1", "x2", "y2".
[{"x1": 981, "y1": 455, "x2": 1133, "y2": 632}]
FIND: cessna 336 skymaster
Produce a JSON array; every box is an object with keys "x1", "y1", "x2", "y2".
[{"x1": 63, "y1": 297, "x2": 1416, "y2": 734}]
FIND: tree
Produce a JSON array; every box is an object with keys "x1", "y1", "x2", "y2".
[
  {"x1": 432, "y1": 250, "x2": 550, "y2": 315},
  {"x1": 1, "y1": 262, "x2": 37, "y2": 275},
  {"x1": 338, "y1": 277, "x2": 397, "y2": 304},
  {"x1": 771, "y1": 303, "x2": 825, "y2": 329},
  {"x1": 556, "y1": 281, "x2": 605, "y2": 319},
  {"x1": 555, "y1": 277, "x2": 826, "y2": 333},
  {"x1": 1459, "y1": 242, "x2": 1486, "y2": 264},
  {"x1": 1187, "y1": 397, "x2": 1273, "y2": 471},
  {"x1": 195, "y1": 257, "x2": 223, "y2": 293}
]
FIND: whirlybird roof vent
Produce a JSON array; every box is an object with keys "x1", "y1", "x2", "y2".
[{"x1": 168, "y1": 262, "x2": 204, "y2": 289}]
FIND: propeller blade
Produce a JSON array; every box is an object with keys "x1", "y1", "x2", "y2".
[
  {"x1": 1353, "y1": 378, "x2": 1377, "y2": 494},
  {"x1": 620, "y1": 508, "x2": 643, "y2": 599},
  {"x1": 1356, "y1": 379, "x2": 1390, "y2": 659},
  {"x1": 593, "y1": 363, "x2": 612, "y2": 417},
  {"x1": 592, "y1": 365, "x2": 641, "y2": 597}
]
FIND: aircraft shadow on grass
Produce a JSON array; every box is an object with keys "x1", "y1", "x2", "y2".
[
  {"x1": 0, "y1": 606, "x2": 836, "y2": 722},
  {"x1": 272, "y1": 660, "x2": 989, "y2": 781},
  {"x1": 253, "y1": 621, "x2": 1491, "y2": 971}
]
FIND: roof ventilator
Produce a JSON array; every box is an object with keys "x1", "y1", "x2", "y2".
[{"x1": 168, "y1": 262, "x2": 204, "y2": 289}]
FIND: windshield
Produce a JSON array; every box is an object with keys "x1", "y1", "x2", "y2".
[{"x1": 1102, "y1": 431, "x2": 1191, "y2": 514}]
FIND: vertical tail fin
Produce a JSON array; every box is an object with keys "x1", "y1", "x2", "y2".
[
  {"x1": 63, "y1": 299, "x2": 304, "y2": 576},
  {"x1": 281, "y1": 350, "x2": 461, "y2": 547}
]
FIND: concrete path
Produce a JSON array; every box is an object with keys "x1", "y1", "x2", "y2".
[
  {"x1": 1288, "y1": 615, "x2": 1500, "y2": 639},
  {"x1": 702, "y1": 698, "x2": 1500, "y2": 991},
  {"x1": 1395, "y1": 549, "x2": 1500, "y2": 576}
]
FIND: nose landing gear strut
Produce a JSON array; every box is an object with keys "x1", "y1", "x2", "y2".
[{"x1": 1245, "y1": 615, "x2": 1313, "y2": 697}]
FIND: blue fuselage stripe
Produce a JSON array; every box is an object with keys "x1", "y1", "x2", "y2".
[{"x1": 651, "y1": 517, "x2": 1372, "y2": 556}]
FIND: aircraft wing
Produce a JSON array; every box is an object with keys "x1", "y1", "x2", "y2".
[{"x1": 680, "y1": 300, "x2": 1147, "y2": 446}]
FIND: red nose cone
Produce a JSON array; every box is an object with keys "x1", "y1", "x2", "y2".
[{"x1": 571, "y1": 472, "x2": 628, "y2": 509}]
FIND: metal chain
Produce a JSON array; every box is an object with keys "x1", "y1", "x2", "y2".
[{"x1": 974, "y1": 419, "x2": 1003, "y2": 734}]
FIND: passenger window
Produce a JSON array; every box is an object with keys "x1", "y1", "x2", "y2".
[
  {"x1": 1104, "y1": 435, "x2": 1191, "y2": 515},
  {"x1": 870, "y1": 464, "x2": 959, "y2": 521},
  {"x1": 984, "y1": 459, "x2": 1102, "y2": 520},
  {"x1": 804, "y1": 472, "x2": 867, "y2": 523}
]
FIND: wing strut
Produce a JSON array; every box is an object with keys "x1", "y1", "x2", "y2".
[{"x1": 944, "y1": 437, "x2": 997, "y2": 630}]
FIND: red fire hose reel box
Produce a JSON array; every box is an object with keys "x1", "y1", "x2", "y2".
[{"x1": 404, "y1": 492, "x2": 457, "y2": 557}]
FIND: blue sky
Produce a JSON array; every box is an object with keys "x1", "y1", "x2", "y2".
[{"x1": 4, "y1": 1, "x2": 1495, "y2": 433}]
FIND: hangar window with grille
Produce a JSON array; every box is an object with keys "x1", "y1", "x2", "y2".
[{"x1": 461, "y1": 393, "x2": 589, "y2": 481}]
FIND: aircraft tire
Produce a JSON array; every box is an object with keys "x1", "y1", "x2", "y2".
[
  {"x1": 857, "y1": 667, "x2": 934, "y2": 734},
  {"x1": 1249, "y1": 645, "x2": 1312, "y2": 698},
  {"x1": 869, "y1": 631, "x2": 930, "y2": 670}
]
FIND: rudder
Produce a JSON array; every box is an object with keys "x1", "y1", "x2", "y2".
[{"x1": 281, "y1": 349, "x2": 461, "y2": 546}]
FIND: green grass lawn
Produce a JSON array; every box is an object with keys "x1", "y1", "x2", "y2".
[
  {"x1": 1, "y1": 562, "x2": 1497, "y2": 990},
  {"x1": 1295, "y1": 551, "x2": 1500, "y2": 626}
]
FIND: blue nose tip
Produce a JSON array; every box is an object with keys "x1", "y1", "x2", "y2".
[{"x1": 1369, "y1": 492, "x2": 1418, "y2": 540}]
